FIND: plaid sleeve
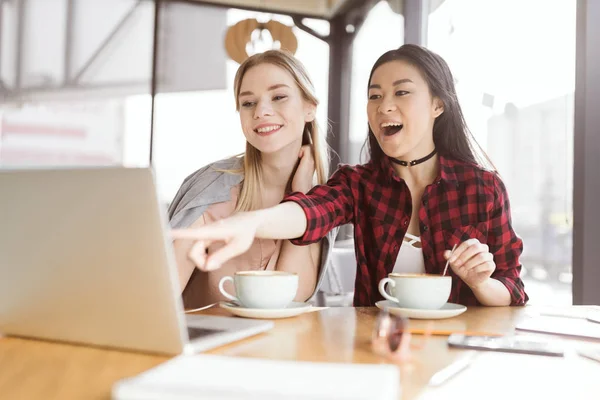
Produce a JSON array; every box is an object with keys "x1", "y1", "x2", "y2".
[
  {"x1": 282, "y1": 166, "x2": 356, "y2": 245},
  {"x1": 489, "y1": 174, "x2": 529, "y2": 306}
]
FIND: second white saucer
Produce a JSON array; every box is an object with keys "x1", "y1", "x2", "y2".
[{"x1": 375, "y1": 300, "x2": 467, "y2": 320}]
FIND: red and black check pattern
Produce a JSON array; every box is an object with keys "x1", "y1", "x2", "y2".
[{"x1": 283, "y1": 155, "x2": 528, "y2": 307}]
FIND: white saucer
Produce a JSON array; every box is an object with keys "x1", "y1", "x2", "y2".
[
  {"x1": 220, "y1": 301, "x2": 312, "y2": 319},
  {"x1": 375, "y1": 300, "x2": 467, "y2": 320}
]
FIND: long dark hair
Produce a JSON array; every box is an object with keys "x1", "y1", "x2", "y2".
[{"x1": 363, "y1": 44, "x2": 493, "y2": 170}]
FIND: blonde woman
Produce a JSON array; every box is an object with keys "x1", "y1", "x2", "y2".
[{"x1": 168, "y1": 50, "x2": 335, "y2": 310}]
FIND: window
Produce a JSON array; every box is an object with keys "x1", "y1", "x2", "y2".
[{"x1": 428, "y1": 0, "x2": 576, "y2": 305}]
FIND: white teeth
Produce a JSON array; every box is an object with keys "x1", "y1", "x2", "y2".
[
  {"x1": 381, "y1": 122, "x2": 403, "y2": 128},
  {"x1": 256, "y1": 125, "x2": 281, "y2": 133}
]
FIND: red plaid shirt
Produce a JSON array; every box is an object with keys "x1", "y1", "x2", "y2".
[{"x1": 283, "y1": 155, "x2": 528, "y2": 307}]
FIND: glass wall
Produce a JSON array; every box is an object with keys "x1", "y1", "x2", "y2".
[
  {"x1": 0, "y1": 0, "x2": 154, "y2": 168},
  {"x1": 428, "y1": 0, "x2": 576, "y2": 305},
  {"x1": 0, "y1": 1, "x2": 331, "y2": 209}
]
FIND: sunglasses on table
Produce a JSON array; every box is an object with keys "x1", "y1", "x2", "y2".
[{"x1": 371, "y1": 308, "x2": 432, "y2": 362}]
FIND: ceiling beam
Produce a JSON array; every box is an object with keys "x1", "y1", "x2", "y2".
[{"x1": 181, "y1": 0, "x2": 350, "y2": 20}]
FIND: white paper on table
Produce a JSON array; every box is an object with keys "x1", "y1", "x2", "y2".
[
  {"x1": 417, "y1": 349, "x2": 600, "y2": 400},
  {"x1": 516, "y1": 315, "x2": 600, "y2": 340},
  {"x1": 112, "y1": 354, "x2": 400, "y2": 400}
]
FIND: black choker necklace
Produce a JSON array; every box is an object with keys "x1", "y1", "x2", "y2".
[{"x1": 389, "y1": 148, "x2": 437, "y2": 167}]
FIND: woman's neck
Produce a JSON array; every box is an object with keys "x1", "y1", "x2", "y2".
[
  {"x1": 259, "y1": 141, "x2": 302, "y2": 192},
  {"x1": 393, "y1": 153, "x2": 440, "y2": 189}
]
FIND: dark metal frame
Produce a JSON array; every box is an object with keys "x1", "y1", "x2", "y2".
[
  {"x1": 0, "y1": 1, "x2": 3, "y2": 87},
  {"x1": 149, "y1": 0, "x2": 162, "y2": 164},
  {"x1": 572, "y1": 0, "x2": 600, "y2": 305},
  {"x1": 403, "y1": 0, "x2": 429, "y2": 45},
  {"x1": 15, "y1": 0, "x2": 25, "y2": 90},
  {"x1": 325, "y1": 0, "x2": 379, "y2": 167},
  {"x1": 64, "y1": 0, "x2": 74, "y2": 82},
  {"x1": 291, "y1": 17, "x2": 327, "y2": 42},
  {"x1": 11, "y1": 80, "x2": 151, "y2": 94},
  {"x1": 169, "y1": 0, "x2": 331, "y2": 20},
  {"x1": 0, "y1": 0, "x2": 6, "y2": 97}
]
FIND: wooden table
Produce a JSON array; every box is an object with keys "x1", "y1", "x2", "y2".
[{"x1": 1, "y1": 306, "x2": 599, "y2": 399}]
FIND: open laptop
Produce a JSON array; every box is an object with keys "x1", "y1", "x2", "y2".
[{"x1": 0, "y1": 167, "x2": 273, "y2": 355}]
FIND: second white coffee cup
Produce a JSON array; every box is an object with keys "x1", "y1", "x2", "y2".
[{"x1": 378, "y1": 273, "x2": 451, "y2": 310}]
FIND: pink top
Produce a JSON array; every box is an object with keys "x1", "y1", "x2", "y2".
[{"x1": 181, "y1": 185, "x2": 281, "y2": 309}]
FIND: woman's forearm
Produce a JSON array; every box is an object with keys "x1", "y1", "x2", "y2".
[
  {"x1": 248, "y1": 202, "x2": 308, "y2": 239},
  {"x1": 171, "y1": 202, "x2": 311, "y2": 272},
  {"x1": 471, "y1": 278, "x2": 512, "y2": 306}
]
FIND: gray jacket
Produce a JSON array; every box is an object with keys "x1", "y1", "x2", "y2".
[{"x1": 167, "y1": 156, "x2": 337, "y2": 300}]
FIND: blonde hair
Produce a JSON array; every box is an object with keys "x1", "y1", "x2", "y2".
[{"x1": 230, "y1": 49, "x2": 329, "y2": 212}]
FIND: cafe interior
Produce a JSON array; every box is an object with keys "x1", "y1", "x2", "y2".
[{"x1": 0, "y1": 0, "x2": 599, "y2": 399}]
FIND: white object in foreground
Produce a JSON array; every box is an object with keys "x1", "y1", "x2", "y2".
[{"x1": 112, "y1": 354, "x2": 400, "y2": 400}]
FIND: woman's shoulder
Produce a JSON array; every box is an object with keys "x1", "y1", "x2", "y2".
[
  {"x1": 168, "y1": 156, "x2": 244, "y2": 228},
  {"x1": 180, "y1": 156, "x2": 242, "y2": 186},
  {"x1": 329, "y1": 161, "x2": 380, "y2": 181},
  {"x1": 442, "y1": 156, "x2": 505, "y2": 197}
]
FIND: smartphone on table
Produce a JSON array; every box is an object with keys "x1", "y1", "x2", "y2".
[{"x1": 447, "y1": 334, "x2": 564, "y2": 357}]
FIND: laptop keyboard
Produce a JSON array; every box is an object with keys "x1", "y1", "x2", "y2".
[{"x1": 187, "y1": 326, "x2": 226, "y2": 340}]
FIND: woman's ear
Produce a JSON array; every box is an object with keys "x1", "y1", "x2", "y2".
[{"x1": 304, "y1": 104, "x2": 317, "y2": 122}]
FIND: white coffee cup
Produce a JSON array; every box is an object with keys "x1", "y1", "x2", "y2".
[
  {"x1": 218, "y1": 271, "x2": 298, "y2": 309},
  {"x1": 378, "y1": 273, "x2": 451, "y2": 310}
]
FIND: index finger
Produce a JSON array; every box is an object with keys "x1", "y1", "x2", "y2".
[{"x1": 449, "y1": 238, "x2": 478, "y2": 261}]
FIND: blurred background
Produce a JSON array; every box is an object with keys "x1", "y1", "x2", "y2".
[{"x1": 0, "y1": 0, "x2": 587, "y2": 306}]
